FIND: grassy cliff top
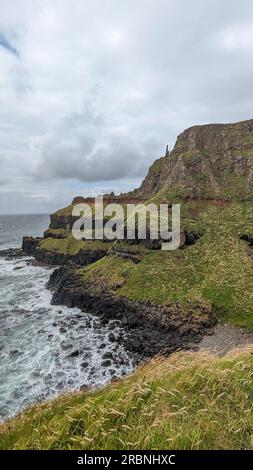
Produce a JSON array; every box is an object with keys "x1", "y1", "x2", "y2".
[
  {"x1": 78, "y1": 201, "x2": 253, "y2": 329},
  {"x1": 38, "y1": 234, "x2": 112, "y2": 256},
  {"x1": 1, "y1": 347, "x2": 253, "y2": 450}
]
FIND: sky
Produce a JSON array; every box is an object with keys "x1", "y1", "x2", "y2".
[{"x1": 1, "y1": 0, "x2": 253, "y2": 214}]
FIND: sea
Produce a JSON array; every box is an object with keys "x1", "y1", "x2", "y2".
[{"x1": 0, "y1": 214, "x2": 133, "y2": 422}]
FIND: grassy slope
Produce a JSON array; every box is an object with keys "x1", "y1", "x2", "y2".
[
  {"x1": 1, "y1": 202, "x2": 252, "y2": 450},
  {"x1": 80, "y1": 202, "x2": 253, "y2": 329},
  {"x1": 38, "y1": 235, "x2": 112, "y2": 256},
  {"x1": 1, "y1": 348, "x2": 253, "y2": 450}
]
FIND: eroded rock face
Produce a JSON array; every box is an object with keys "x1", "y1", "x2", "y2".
[
  {"x1": 139, "y1": 119, "x2": 253, "y2": 200},
  {"x1": 49, "y1": 214, "x2": 78, "y2": 230},
  {"x1": 22, "y1": 237, "x2": 107, "y2": 266},
  {"x1": 22, "y1": 237, "x2": 42, "y2": 255}
]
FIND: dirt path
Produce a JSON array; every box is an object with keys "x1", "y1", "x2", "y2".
[{"x1": 194, "y1": 323, "x2": 253, "y2": 356}]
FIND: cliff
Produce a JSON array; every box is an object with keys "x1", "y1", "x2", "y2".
[
  {"x1": 4, "y1": 119, "x2": 253, "y2": 450},
  {"x1": 138, "y1": 119, "x2": 253, "y2": 200}
]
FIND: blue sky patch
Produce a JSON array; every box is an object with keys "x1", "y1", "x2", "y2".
[{"x1": 0, "y1": 33, "x2": 19, "y2": 57}]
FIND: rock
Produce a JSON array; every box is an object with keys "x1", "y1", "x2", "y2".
[
  {"x1": 46, "y1": 266, "x2": 216, "y2": 363},
  {"x1": 80, "y1": 384, "x2": 89, "y2": 391},
  {"x1": 138, "y1": 119, "x2": 253, "y2": 201},
  {"x1": 108, "y1": 332, "x2": 116, "y2": 342},
  {"x1": 184, "y1": 231, "x2": 196, "y2": 245},
  {"x1": 9, "y1": 349, "x2": 21, "y2": 356},
  {"x1": 22, "y1": 236, "x2": 42, "y2": 255},
  {"x1": 0, "y1": 248, "x2": 26, "y2": 260},
  {"x1": 102, "y1": 351, "x2": 113, "y2": 360},
  {"x1": 67, "y1": 350, "x2": 80, "y2": 358},
  {"x1": 80, "y1": 361, "x2": 89, "y2": 369},
  {"x1": 101, "y1": 359, "x2": 111, "y2": 367}
]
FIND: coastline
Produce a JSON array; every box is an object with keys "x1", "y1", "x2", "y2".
[{"x1": 18, "y1": 238, "x2": 217, "y2": 363}]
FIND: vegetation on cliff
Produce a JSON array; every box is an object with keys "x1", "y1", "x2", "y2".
[
  {"x1": 56, "y1": 201, "x2": 252, "y2": 330},
  {"x1": 138, "y1": 119, "x2": 253, "y2": 200}
]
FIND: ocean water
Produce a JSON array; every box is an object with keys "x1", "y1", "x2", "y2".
[{"x1": 0, "y1": 214, "x2": 133, "y2": 421}]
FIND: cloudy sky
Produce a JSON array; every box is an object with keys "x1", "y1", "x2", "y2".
[{"x1": 1, "y1": 0, "x2": 253, "y2": 213}]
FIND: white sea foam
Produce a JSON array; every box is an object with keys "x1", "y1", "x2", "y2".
[{"x1": 0, "y1": 256, "x2": 133, "y2": 421}]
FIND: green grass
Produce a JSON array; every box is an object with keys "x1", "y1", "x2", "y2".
[
  {"x1": 80, "y1": 254, "x2": 134, "y2": 290},
  {"x1": 44, "y1": 228, "x2": 69, "y2": 237},
  {"x1": 81, "y1": 202, "x2": 253, "y2": 329},
  {"x1": 1, "y1": 348, "x2": 253, "y2": 450},
  {"x1": 38, "y1": 235, "x2": 112, "y2": 256},
  {"x1": 37, "y1": 201, "x2": 253, "y2": 329}
]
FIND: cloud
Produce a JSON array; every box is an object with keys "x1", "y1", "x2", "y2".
[
  {"x1": 0, "y1": 32, "x2": 19, "y2": 56},
  {"x1": 1, "y1": 0, "x2": 253, "y2": 212}
]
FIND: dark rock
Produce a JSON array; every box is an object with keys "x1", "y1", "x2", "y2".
[
  {"x1": 102, "y1": 351, "x2": 113, "y2": 360},
  {"x1": 46, "y1": 266, "x2": 217, "y2": 363},
  {"x1": 80, "y1": 361, "x2": 89, "y2": 369},
  {"x1": 22, "y1": 237, "x2": 42, "y2": 255},
  {"x1": 184, "y1": 231, "x2": 196, "y2": 245},
  {"x1": 101, "y1": 359, "x2": 112, "y2": 367},
  {"x1": 241, "y1": 234, "x2": 253, "y2": 246},
  {"x1": 0, "y1": 248, "x2": 27, "y2": 260},
  {"x1": 9, "y1": 349, "x2": 21, "y2": 355},
  {"x1": 108, "y1": 332, "x2": 116, "y2": 342},
  {"x1": 67, "y1": 349, "x2": 80, "y2": 358},
  {"x1": 80, "y1": 384, "x2": 89, "y2": 391}
]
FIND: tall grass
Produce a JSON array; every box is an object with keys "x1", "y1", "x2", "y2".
[{"x1": 1, "y1": 347, "x2": 253, "y2": 450}]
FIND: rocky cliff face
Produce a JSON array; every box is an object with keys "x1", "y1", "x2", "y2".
[{"x1": 139, "y1": 119, "x2": 253, "y2": 200}]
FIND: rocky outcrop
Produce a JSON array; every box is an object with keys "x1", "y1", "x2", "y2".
[
  {"x1": 43, "y1": 229, "x2": 68, "y2": 239},
  {"x1": 47, "y1": 266, "x2": 217, "y2": 362},
  {"x1": 241, "y1": 234, "x2": 253, "y2": 246},
  {"x1": 138, "y1": 119, "x2": 253, "y2": 200},
  {"x1": 34, "y1": 247, "x2": 107, "y2": 266},
  {"x1": 0, "y1": 248, "x2": 27, "y2": 260},
  {"x1": 22, "y1": 235, "x2": 108, "y2": 266},
  {"x1": 22, "y1": 237, "x2": 42, "y2": 255},
  {"x1": 49, "y1": 213, "x2": 78, "y2": 230}
]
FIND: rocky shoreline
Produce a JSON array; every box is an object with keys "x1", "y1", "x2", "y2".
[
  {"x1": 47, "y1": 266, "x2": 217, "y2": 363},
  {"x1": 18, "y1": 236, "x2": 218, "y2": 364}
]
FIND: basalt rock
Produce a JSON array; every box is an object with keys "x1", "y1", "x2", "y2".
[
  {"x1": 33, "y1": 247, "x2": 107, "y2": 266},
  {"x1": 47, "y1": 266, "x2": 217, "y2": 363},
  {"x1": 43, "y1": 229, "x2": 68, "y2": 239},
  {"x1": 0, "y1": 248, "x2": 27, "y2": 260},
  {"x1": 22, "y1": 237, "x2": 42, "y2": 255}
]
